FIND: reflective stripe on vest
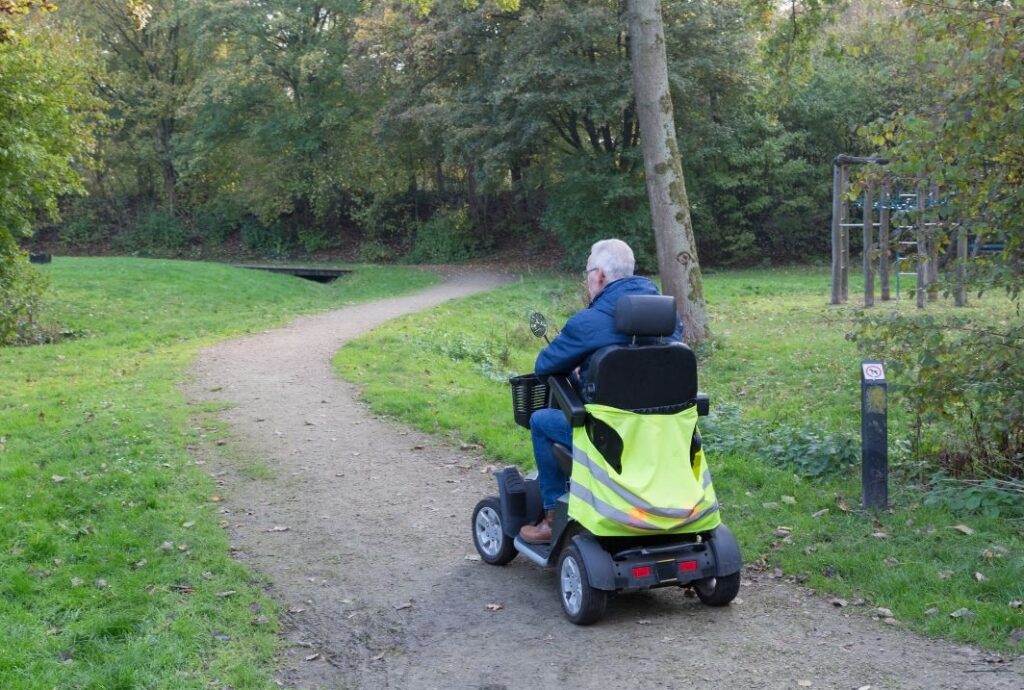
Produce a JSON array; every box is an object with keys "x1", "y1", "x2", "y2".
[
  {"x1": 572, "y1": 444, "x2": 698, "y2": 520},
  {"x1": 569, "y1": 478, "x2": 721, "y2": 532},
  {"x1": 569, "y1": 480, "x2": 662, "y2": 531}
]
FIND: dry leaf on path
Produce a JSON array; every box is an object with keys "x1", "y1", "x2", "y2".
[
  {"x1": 486, "y1": 603, "x2": 504, "y2": 611},
  {"x1": 265, "y1": 525, "x2": 290, "y2": 532},
  {"x1": 395, "y1": 601, "x2": 413, "y2": 611}
]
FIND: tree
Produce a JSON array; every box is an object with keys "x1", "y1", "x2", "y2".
[
  {"x1": 628, "y1": 0, "x2": 706, "y2": 342},
  {"x1": 402, "y1": 0, "x2": 709, "y2": 342},
  {"x1": 56, "y1": 0, "x2": 199, "y2": 212},
  {"x1": 0, "y1": 4, "x2": 100, "y2": 343}
]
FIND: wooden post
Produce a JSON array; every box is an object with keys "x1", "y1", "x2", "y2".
[
  {"x1": 927, "y1": 183, "x2": 940, "y2": 302},
  {"x1": 840, "y1": 164, "x2": 850, "y2": 302},
  {"x1": 916, "y1": 187, "x2": 928, "y2": 309},
  {"x1": 880, "y1": 178, "x2": 891, "y2": 301},
  {"x1": 955, "y1": 223, "x2": 968, "y2": 307},
  {"x1": 830, "y1": 162, "x2": 843, "y2": 304},
  {"x1": 863, "y1": 182, "x2": 875, "y2": 308}
]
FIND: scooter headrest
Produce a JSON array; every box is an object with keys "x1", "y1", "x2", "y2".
[{"x1": 614, "y1": 294, "x2": 677, "y2": 337}]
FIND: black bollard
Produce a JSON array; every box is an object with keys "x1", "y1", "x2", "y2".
[{"x1": 861, "y1": 361, "x2": 888, "y2": 509}]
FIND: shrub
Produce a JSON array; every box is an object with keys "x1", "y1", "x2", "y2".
[
  {"x1": 405, "y1": 205, "x2": 481, "y2": 263},
  {"x1": 0, "y1": 236, "x2": 49, "y2": 345},
  {"x1": 851, "y1": 311, "x2": 1024, "y2": 490},
  {"x1": 541, "y1": 154, "x2": 657, "y2": 272},
  {"x1": 113, "y1": 207, "x2": 191, "y2": 253}
]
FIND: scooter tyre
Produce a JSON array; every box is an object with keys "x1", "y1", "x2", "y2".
[
  {"x1": 557, "y1": 543, "x2": 608, "y2": 625},
  {"x1": 472, "y1": 496, "x2": 517, "y2": 565},
  {"x1": 694, "y1": 571, "x2": 741, "y2": 607}
]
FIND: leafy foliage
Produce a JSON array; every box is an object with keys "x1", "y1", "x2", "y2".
[
  {"x1": 852, "y1": 311, "x2": 1024, "y2": 488},
  {"x1": 702, "y1": 402, "x2": 858, "y2": 477}
]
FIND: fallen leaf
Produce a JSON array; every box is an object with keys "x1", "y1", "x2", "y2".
[
  {"x1": 371, "y1": 653, "x2": 385, "y2": 661},
  {"x1": 798, "y1": 680, "x2": 812, "y2": 687},
  {"x1": 212, "y1": 632, "x2": 231, "y2": 642},
  {"x1": 781, "y1": 495, "x2": 797, "y2": 505},
  {"x1": 974, "y1": 572, "x2": 987, "y2": 582},
  {"x1": 94, "y1": 579, "x2": 108, "y2": 589},
  {"x1": 837, "y1": 499, "x2": 852, "y2": 512},
  {"x1": 181, "y1": 521, "x2": 195, "y2": 529},
  {"x1": 871, "y1": 531, "x2": 889, "y2": 540},
  {"x1": 1009, "y1": 629, "x2": 1024, "y2": 645},
  {"x1": 464, "y1": 554, "x2": 481, "y2": 561},
  {"x1": 1010, "y1": 600, "x2": 1022, "y2": 609},
  {"x1": 395, "y1": 601, "x2": 413, "y2": 611},
  {"x1": 811, "y1": 509, "x2": 829, "y2": 518},
  {"x1": 265, "y1": 525, "x2": 290, "y2": 532},
  {"x1": 52, "y1": 475, "x2": 66, "y2": 483},
  {"x1": 924, "y1": 607, "x2": 940, "y2": 617},
  {"x1": 636, "y1": 619, "x2": 652, "y2": 625},
  {"x1": 304, "y1": 653, "x2": 320, "y2": 662},
  {"x1": 883, "y1": 617, "x2": 898, "y2": 626},
  {"x1": 216, "y1": 590, "x2": 236, "y2": 598},
  {"x1": 70, "y1": 577, "x2": 84, "y2": 587},
  {"x1": 950, "y1": 524, "x2": 975, "y2": 536},
  {"x1": 486, "y1": 603, "x2": 504, "y2": 611},
  {"x1": 829, "y1": 598, "x2": 848, "y2": 608},
  {"x1": 883, "y1": 557, "x2": 900, "y2": 567},
  {"x1": 131, "y1": 559, "x2": 147, "y2": 570},
  {"x1": 950, "y1": 607, "x2": 976, "y2": 620},
  {"x1": 210, "y1": 496, "x2": 223, "y2": 503},
  {"x1": 762, "y1": 502, "x2": 779, "y2": 510},
  {"x1": 937, "y1": 570, "x2": 954, "y2": 579},
  {"x1": 876, "y1": 607, "x2": 894, "y2": 617}
]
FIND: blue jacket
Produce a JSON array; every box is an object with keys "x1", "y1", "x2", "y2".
[{"x1": 535, "y1": 276, "x2": 683, "y2": 390}]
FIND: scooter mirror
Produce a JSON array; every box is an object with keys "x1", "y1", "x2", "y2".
[{"x1": 528, "y1": 312, "x2": 548, "y2": 339}]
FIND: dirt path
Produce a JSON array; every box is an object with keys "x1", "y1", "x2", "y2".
[{"x1": 186, "y1": 271, "x2": 1022, "y2": 690}]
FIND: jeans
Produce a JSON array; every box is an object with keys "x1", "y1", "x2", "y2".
[{"x1": 530, "y1": 407, "x2": 572, "y2": 510}]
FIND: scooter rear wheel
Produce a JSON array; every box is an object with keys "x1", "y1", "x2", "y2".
[
  {"x1": 472, "y1": 497, "x2": 517, "y2": 565},
  {"x1": 694, "y1": 571, "x2": 741, "y2": 606},
  {"x1": 558, "y1": 543, "x2": 607, "y2": 625}
]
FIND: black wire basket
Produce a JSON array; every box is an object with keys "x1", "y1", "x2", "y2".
[{"x1": 509, "y1": 374, "x2": 549, "y2": 429}]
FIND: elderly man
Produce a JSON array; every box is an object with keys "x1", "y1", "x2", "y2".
[{"x1": 520, "y1": 238, "x2": 682, "y2": 543}]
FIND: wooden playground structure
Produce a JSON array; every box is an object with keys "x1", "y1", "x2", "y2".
[{"x1": 830, "y1": 154, "x2": 969, "y2": 309}]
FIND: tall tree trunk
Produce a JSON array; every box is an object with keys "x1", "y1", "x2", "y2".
[{"x1": 627, "y1": 0, "x2": 708, "y2": 344}]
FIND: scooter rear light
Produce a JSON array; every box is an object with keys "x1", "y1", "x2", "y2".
[
  {"x1": 632, "y1": 565, "x2": 652, "y2": 578},
  {"x1": 679, "y1": 560, "x2": 699, "y2": 573}
]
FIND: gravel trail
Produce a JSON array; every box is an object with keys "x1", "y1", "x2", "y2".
[{"x1": 186, "y1": 270, "x2": 1022, "y2": 690}]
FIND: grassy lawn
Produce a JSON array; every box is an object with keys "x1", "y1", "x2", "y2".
[
  {"x1": 0, "y1": 257, "x2": 438, "y2": 689},
  {"x1": 335, "y1": 267, "x2": 1024, "y2": 651}
]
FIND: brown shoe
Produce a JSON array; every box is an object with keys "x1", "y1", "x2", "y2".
[{"x1": 519, "y1": 510, "x2": 554, "y2": 544}]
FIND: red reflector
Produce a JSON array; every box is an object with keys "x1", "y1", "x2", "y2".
[
  {"x1": 679, "y1": 560, "x2": 699, "y2": 572},
  {"x1": 632, "y1": 565, "x2": 652, "y2": 578}
]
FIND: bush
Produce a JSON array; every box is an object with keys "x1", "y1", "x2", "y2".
[
  {"x1": 113, "y1": 207, "x2": 191, "y2": 253},
  {"x1": 405, "y1": 205, "x2": 481, "y2": 263},
  {"x1": 0, "y1": 236, "x2": 50, "y2": 345},
  {"x1": 852, "y1": 311, "x2": 1024, "y2": 487},
  {"x1": 541, "y1": 154, "x2": 657, "y2": 272}
]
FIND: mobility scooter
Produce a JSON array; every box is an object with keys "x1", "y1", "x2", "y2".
[{"x1": 471, "y1": 294, "x2": 742, "y2": 624}]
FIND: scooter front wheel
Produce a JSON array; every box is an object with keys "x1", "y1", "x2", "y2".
[
  {"x1": 472, "y1": 496, "x2": 517, "y2": 565},
  {"x1": 558, "y1": 543, "x2": 607, "y2": 625}
]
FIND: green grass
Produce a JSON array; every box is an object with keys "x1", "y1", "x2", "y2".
[
  {"x1": 0, "y1": 257, "x2": 438, "y2": 689},
  {"x1": 334, "y1": 267, "x2": 1024, "y2": 651}
]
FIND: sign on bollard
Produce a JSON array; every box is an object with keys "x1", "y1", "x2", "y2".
[{"x1": 861, "y1": 361, "x2": 888, "y2": 509}]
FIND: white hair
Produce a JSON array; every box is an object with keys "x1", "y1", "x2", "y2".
[{"x1": 589, "y1": 239, "x2": 635, "y2": 282}]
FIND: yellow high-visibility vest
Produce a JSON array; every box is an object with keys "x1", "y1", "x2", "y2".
[{"x1": 568, "y1": 404, "x2": 721, "y2": 536}]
